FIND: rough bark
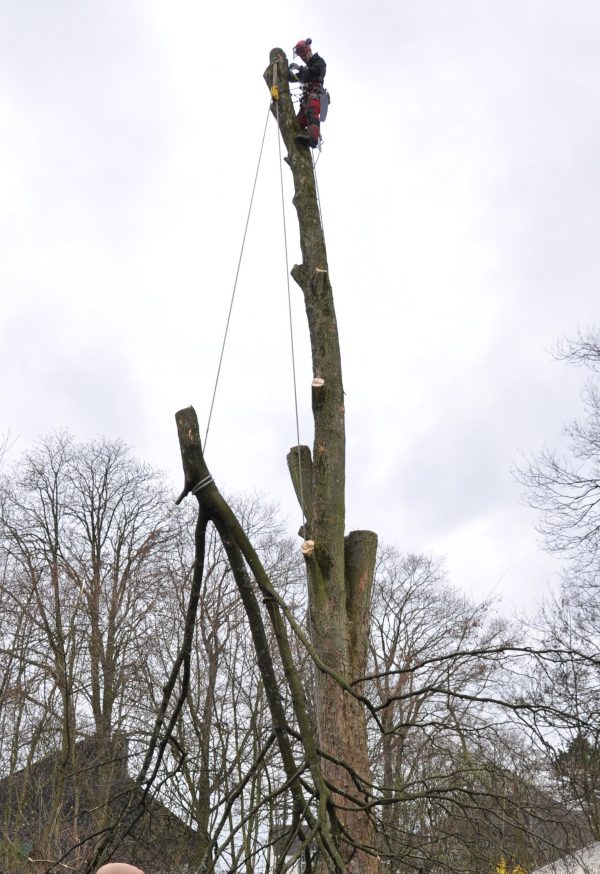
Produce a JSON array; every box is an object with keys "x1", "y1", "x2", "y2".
[{"x1": 265, "y1": 50, "x2": 379, "y2": 873}]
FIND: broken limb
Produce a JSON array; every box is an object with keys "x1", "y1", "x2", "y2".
[{"x1": 175, "y1": 405, "x2": 346, "y2": 872}]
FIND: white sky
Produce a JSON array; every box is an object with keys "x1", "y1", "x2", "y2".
[{"x1": 1, "y1": 1, "x2": 599, "y2": 611}]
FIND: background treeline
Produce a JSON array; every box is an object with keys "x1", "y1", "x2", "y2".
[{"x1": 2, "y1": 331, "x2": 600, "y2": 873}]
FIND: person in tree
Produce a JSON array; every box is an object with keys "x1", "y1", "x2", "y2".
[{"x1": 289, "y1": 38, "x2": 329, "y2": 148}]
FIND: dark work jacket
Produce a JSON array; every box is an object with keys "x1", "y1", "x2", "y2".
[{"x1": 296, "y1": 53, "x2": 326, "y2": 85}]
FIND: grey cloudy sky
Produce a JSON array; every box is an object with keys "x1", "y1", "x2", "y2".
[{"x1": 1, "y1": 1, "x2": 599, "y2": 610}]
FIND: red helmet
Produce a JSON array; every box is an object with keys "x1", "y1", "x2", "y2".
[{"x1": 293, "y1": 37, "x2": 312, "y2": 60}]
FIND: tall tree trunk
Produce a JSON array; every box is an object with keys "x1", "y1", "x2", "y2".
[{"x1": 265, "y1": 49, "x2": 379, "y2": 873}]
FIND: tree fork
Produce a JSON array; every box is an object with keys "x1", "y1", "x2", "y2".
[{"x1": 174, "y1": 406, "x2": 347, "y2": 872}]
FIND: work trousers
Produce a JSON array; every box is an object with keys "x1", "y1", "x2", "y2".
[{"x1": 297, "y1": 89, "x2": 322, "y2": 147}]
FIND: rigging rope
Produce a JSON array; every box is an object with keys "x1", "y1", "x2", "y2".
[
  {"x1": 201, "y1": 80, "x2": 328, "y2": 744},
  {"x1": 204, "y1": 101, "x2": 272, "y2": 451},
  {"x1": 204, "y1": 93, "x2": 321, "y2": 550},
  {"x1": 274, "y1": 102, "x2": 323, "y2": 746},
  {"x1": 311, "y1": 149, "x2": 325, "y2": 235},
  {"x1": 275, "y1": 101, "x2": 308, "y2": 533}
]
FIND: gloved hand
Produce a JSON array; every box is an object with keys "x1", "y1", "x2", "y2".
[{"x1": 289, "y1": 62, "x2": 300, "y2": 71}]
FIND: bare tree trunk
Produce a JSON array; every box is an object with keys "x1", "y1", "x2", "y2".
[{"x1": 265, "y1": 49, "x2": 379, "y2": 873}]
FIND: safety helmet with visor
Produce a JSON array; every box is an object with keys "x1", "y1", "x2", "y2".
[{"x1": 293, "y1": 37, "x2": 312, "y2": 61}]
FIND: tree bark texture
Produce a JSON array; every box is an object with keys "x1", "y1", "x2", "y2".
[{"x1": 265, "y1": 50, "x2": 379, "y2": 873}]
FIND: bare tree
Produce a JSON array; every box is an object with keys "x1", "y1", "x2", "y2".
[
  {"x1": 0, "y1": 434, "x2": 176, "y2": 870},
  {"x1": 263, "y1": 48, "x2": 379, "y2": 872},
  {"x1": 3, "y1": 427, "x2": 597, "y2": 873},
  {"x1": 362, "y1": 548, "x2": 560, "y2": 873},
  {"x1": 525, "y1": 586, "x2": 600, "y2": 841},
  {"x1": 144, "y1": 496, "x2": 304, "y2": 872},
  {"x1": 145, "y1": 44, "x2": 381, "y2": 874},
  {"x1": 0, "y1": 427, "x2": 317, "y2": 873},
  {"x1": 516, "y1": 328, "x2": 600, "y2": 573},
  {"x1": 367, "y1": 549, "x2": 505, "y2": 869},
  {"x1": 515, "y1": 327, "x2": 600, "y2": 849}
]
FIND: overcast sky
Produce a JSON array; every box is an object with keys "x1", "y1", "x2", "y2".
[{"x1": 1, "y1": 1, "x2": 599, "y2": 611}]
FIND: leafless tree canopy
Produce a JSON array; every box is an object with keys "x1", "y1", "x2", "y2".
[
  {"x1": 0, "y1": 430, "x2": 599, "y2": 873},
  {"x1": 517, "y1": 329, "x2": 600, "y2": 572}
]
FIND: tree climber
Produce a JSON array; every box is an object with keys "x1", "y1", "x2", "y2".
[{"x1": 289, "y1": 38, "x2": 329, "y2": 148}]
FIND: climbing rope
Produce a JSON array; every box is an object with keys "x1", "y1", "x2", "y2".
[
  {"x1": 204, "y1": 87, "x2": 319, "y2": 553},
  {"x1": 311, "y1": 149, "x2": 325, "y2": 235},
  {"x1": 272, "y1": 99, "x2": 325, "y2": 746},
  {"x1": 199, "y1": 82, "x2": 331, "y2": 751},
  {"x1": 204, "y1": 101, "x2": 272, "y2": 451},
  {"x1": 274, "y1": 99, "x2": 308, "y2": 535}
]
